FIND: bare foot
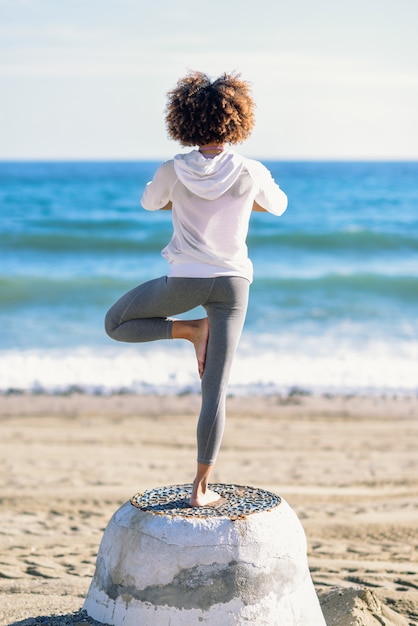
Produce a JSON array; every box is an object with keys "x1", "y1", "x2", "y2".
[
  {"x1": 193, "y1": 318, "x2": 209, "y2": 379},
  {"x1": 189, "y1": 462, "x2": 221, "y2": 507},
  {"x1": 189, "y1": 486, "x2": 222, "y2": 507},
  {"x1": 171, "y1": 318, "x2": 209, "y2": 379}
]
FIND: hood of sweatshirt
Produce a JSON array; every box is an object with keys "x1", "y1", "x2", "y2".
[{"x1": 173, "y1": 149, "x2": 244, "y2": 200}]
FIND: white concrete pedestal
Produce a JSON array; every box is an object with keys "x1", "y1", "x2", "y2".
[{"x1": 83, "y1": 484, "x2": 326, "y2": 625}]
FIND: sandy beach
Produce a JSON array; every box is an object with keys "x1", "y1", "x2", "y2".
[{"x1": 0, "y1": 392, "x2": 417, "y2": 625}]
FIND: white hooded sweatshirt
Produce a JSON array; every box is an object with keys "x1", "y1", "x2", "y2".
[{"x1": 141, "y1": 149, "x2": 287, "y2": 283}]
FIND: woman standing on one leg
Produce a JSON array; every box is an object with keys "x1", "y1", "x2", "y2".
[{"x1": 105, "y1": 71, "x2": 288, "y2": 506}]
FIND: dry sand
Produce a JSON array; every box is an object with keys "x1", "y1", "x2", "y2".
[{"x1": 0, "y1": 392, "x2": 417, "y2": 625}]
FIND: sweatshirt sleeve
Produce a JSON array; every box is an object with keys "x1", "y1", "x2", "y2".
[
  {"x1": 246, "y1": 160, "x2": 288, "y2": 216},
  {"x1": 140, "y1": 160, "x2": 177, "y2": 211}
]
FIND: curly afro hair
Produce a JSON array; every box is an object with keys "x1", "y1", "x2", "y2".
[{"x1": 165, "y1": 71, "x2": 255, "y2": 146}]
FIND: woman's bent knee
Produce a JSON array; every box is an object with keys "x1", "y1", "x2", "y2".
[{"x1": 104, "y1": 307, "x2": 119, "y2": 339}]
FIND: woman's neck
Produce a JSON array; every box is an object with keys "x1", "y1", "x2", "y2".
[{"x1": 198, "y1": 144, "x2": 225, "y2": 158}]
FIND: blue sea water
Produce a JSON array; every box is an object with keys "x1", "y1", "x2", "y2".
[{"x1": 1, "y1": 159, "x2": 417, "y2": 395}]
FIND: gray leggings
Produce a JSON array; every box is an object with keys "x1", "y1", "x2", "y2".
[{"x1": 105, "y1": 276, "x2": 250, "y2": 465}]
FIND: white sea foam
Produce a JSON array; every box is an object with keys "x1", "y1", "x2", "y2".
[{"x1": 1, "y1": 336, "x2": 417, "y2": 396}]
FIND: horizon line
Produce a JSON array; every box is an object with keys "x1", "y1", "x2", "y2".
[{"x1": 1, "y1": 156, "x2": 418, "y2": 163}]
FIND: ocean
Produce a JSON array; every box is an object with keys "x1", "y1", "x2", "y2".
[{"x1": 1, "y1": 159, "x2": 417, "y2": 396}]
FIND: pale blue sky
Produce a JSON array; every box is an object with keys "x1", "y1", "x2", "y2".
[{"x1": 1, "y1": 0, "x2": 417, "y2": 160}]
